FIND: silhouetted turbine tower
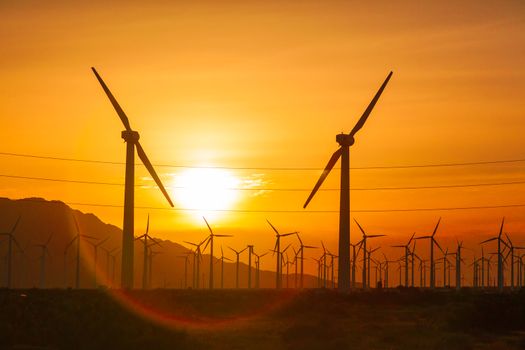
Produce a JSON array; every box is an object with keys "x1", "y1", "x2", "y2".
[
  {"x1": 135, "y1": 215, "x2": 160, "y2": 289},
  {"x1": 303, "y1": 72, "x2": 393, "y2": 290},
  {"x1": 391, "y1": 233, "x2": 415, "y2": 287},
  {"x1": 91, "y1": 68, "x2": 174, "y2": 289},
  {"x1": 480, "y1": 218, "x2": 507, "y2": 292}
]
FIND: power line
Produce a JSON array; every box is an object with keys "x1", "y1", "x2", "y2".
[
  {"x1": 15, "y1": 198, "x2": 525, "y2": 213},
  {"x1": 1, "y1": 151, "x2": 525, "y2": 171},
  {"x1": 3, "y1": 173, "x2": 525, "y2": 191}
]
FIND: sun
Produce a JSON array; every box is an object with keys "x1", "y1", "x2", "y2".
[{"x1": 171, "y1": 167, "x2": 240, "y2": 219}]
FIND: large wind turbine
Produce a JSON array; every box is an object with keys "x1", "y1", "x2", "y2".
[
  {"x1": 202, "y1": 217, "x2": 232, "y2": 289},
  {"x1": 92, "y1": 68, "x2": 174, "y2": 289},
  {"x1": 302, "y1": 72, "x2": 393, "y2": 290}
]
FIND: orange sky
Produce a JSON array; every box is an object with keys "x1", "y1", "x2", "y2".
[{"x1": 1, "y1": 0, "x2": 525, "y2": 274}]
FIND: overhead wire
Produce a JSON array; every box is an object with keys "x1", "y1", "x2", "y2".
[
  {"x1": 1, "y1": 151, "x2": 525, "y2": 171},
  {"x1": 2, "y1": 173, "x2": 525, "y2": 192}
]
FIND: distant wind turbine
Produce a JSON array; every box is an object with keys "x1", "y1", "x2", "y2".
[
  {"x1": 202, "y1": 217, "x2": 232, "y2": 289},
  {"x1": 354, "y1": 220, "x2": 385, "y2": 289},
  {"x1": 91, "y1": 68, "x2": 174, "y2": 289},
  {"x1": 65, "y1": 216, "x2": 97, "y2": 288},
  {"x1": 415, "y1": 218, "x2": 442, "y2": 289},
  {"x1": 391, "y1": 233, "x2": 415, "y2": 287},
  {"x1": 303, "y1": 72, "x2": 393, "y2": 290},
  {"x1": 266, "y1": 220, "x2": 297, "y2": 289},
  {"x1": 480, "y1": 218, "x2": 507, "y2": 292},
  {"x1": 0, "y1": 216, "x2": 22, "y2": 288},
  {"x1": 86, "y1": 236, "x2": 109, "y2": 288},
  {"x1": 34, "y1": 233, "x2": 53, "y2": 288},
  {"x1": 295, "y1": 233, "x2": 317, "y2": 289},
  {"x1": 229, "y1": 246, "x2": 248, "y2": 288}
]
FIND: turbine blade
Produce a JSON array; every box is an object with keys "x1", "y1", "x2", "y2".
[
  {"x1": 281, "y1": 232, "x2": 298, "y2": 237},
  {"x1": 499, "y1": 217, "x2": 505, "y2": 238},
  {"x1": 349, "y1": 71, "x2": 393, "y2": 137},
  {"x1": 136, "y1": 141, "x2": 174, "y2": 207},
  {"x1": 296, "y1": 232, "x2": 303, "y2": 246},
  {"x1": 91, "y1": 67, "x2": 132, "y2": 131},
  {"x1": 215, "y1": 234, "x2": 233, "y2": 238},
  {"x1": 266, "y1": 220, "x2": 280, "y2": 235},
  {"x1": 353, "y1": 219, "x2": 366, "y2": 236},
  {"x1": 203, "y1": 217, "x2": 213, "y2": 235},
  {"x1": 407, "y1": 232, "x2": 416, "y2": 245},
  {"x1": 45, "y1": 233, "x2": 53, "y2": 246},
  {"x1": 202, "y1": 237, "x2": 211, "y2": 252},
  {"x1": 480, "y1": 237, "x2": 498, "y2": 244},
  {"x1": 433, "y1": 239, "x2": 444, "y2": 254},
  {"x1": 8, "y1": 216, "x2": 21, "y2": 234},
  {"x1": 367, "y1": 234, "x2": 385, "y2": 238},
  {"x1": 146, "y1": 214, "x2": 150, "y2": 235},
  {"x1": 432, "y1": 217, "x2": 441, "y2": 237},
  {"x1": 303, "y1": 148, "x2": 342, "y2": 208}
]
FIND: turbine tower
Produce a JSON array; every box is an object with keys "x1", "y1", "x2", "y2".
[
  {"x1": 295, "y1": 233, "x2": 317, "y2": 289},
  {"x1": 92, "y1": 68, "x2": 174, "y2": 289},
  {"x1": 480, "y1": 218, "x2": 507, "y2": 292},
  {"x1": 303, "y1": 72, "x2": 393, "y2": 290}
]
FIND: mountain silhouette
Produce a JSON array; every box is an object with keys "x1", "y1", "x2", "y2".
[{"x1": 0, "y1": 197, "x2": 319, "y2": 289}]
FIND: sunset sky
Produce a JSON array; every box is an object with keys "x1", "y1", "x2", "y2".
[{"x1": 1, "y1": 0, "x2": 525, "y2": 273}]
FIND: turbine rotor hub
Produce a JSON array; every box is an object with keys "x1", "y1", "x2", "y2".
[
  {"x1": 122, "y1": 130, "x2": 140, "y2": 143},
  {"x1": 336, "y1": 133, "x2": 354, "y2": 146}
]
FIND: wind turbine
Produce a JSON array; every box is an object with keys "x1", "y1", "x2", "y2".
[
  {"x1": 415, "y1": 218, "x2": 442, "y2": 289},
  {"x1": 354, "y1": 220, "x2": 385, "y2": 289},
  {"x1": 202, "y1": 217, "x2": 232, "y2": 289},
  {"x1": 480, "y1": 218, "x2": 507, "y2": 292},
  {"x1": 391, "y1": 233, "x2": 415, "y2": 287},
  {"x1": 247, "y1": 245, "x2": 254, "y2": 289},
  {"x1": 504, "y1": 233, "x2": 525, "y2": 290},
  {"x1": 253, "y1": 251, "x2": 267, "y2": 288},
  {"x1": 302, "y1": 72, "x2": 393, "y2": 290},
  {"x1": 34, "y1": 233, "x2": 53, "y2": 288},
  {"x1": 350, "y1": 241, "x2": 362, "y2": 288},
  {"x1": 218, "y1": 246, "x2": 232, "y2": 289},
  {"x1": 455, "y1": 240, "x2": 464, "y2": 290},
  {"x1": 65, "y1": 216, "x2": 97, "y2": 288},
  {"x1": 86, "y1": 236, "x2": 109, "y2": 288},
  {"x1": 295, "y1": 233, "x2": 317, "y2": 289},
  {"x1": 229, "y1": 246, "x2": 248, "y2": 289},
  {"x1": 176, "y1": 254, "x2": 190, "y2": 289},
  {"x1": 135, "y1": 215, "x2": 161, "y2": 289},
  {"x1": 184, "y1": 238, "x2": 207, "y2": 289},
  {"x1": 92, "y1": 68, "x2": 174, "y2": 289},
  {"x1": 0, "y1": 216, "x2": 22, "y2": 288},
  {"x1": 100, "y1": 246, "x2": 118, "y2": 287},
  {"x1": 266, "y1": 220, "x2": 297, "y2": 289},
  {"x1": 148, "y1": 250, "x2": 161, "y2": 288}
]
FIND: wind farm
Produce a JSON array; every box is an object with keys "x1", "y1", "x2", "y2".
[{"x1": 1, "y1": 0, "x2": 525, "y2": 349}]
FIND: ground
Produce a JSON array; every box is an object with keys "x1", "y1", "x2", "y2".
[{"x1": 1, "y1": 288, "x2": 524, "y2": 349}]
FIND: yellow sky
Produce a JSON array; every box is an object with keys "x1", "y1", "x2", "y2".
[{"x1": 1, "y1": 0, "x2": 525, "y2": 273}]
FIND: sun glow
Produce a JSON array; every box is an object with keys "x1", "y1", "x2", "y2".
[{"x1": 171, "y1": 167, "x2": 240, "y2": 220}]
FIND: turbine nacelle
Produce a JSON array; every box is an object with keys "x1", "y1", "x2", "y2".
[
  {"x1": 336, "y1": 133, "x2": 354, "y2": 147},
  {"x1": 122, "y1": 130, "x2": 140, "y2": 143}
]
